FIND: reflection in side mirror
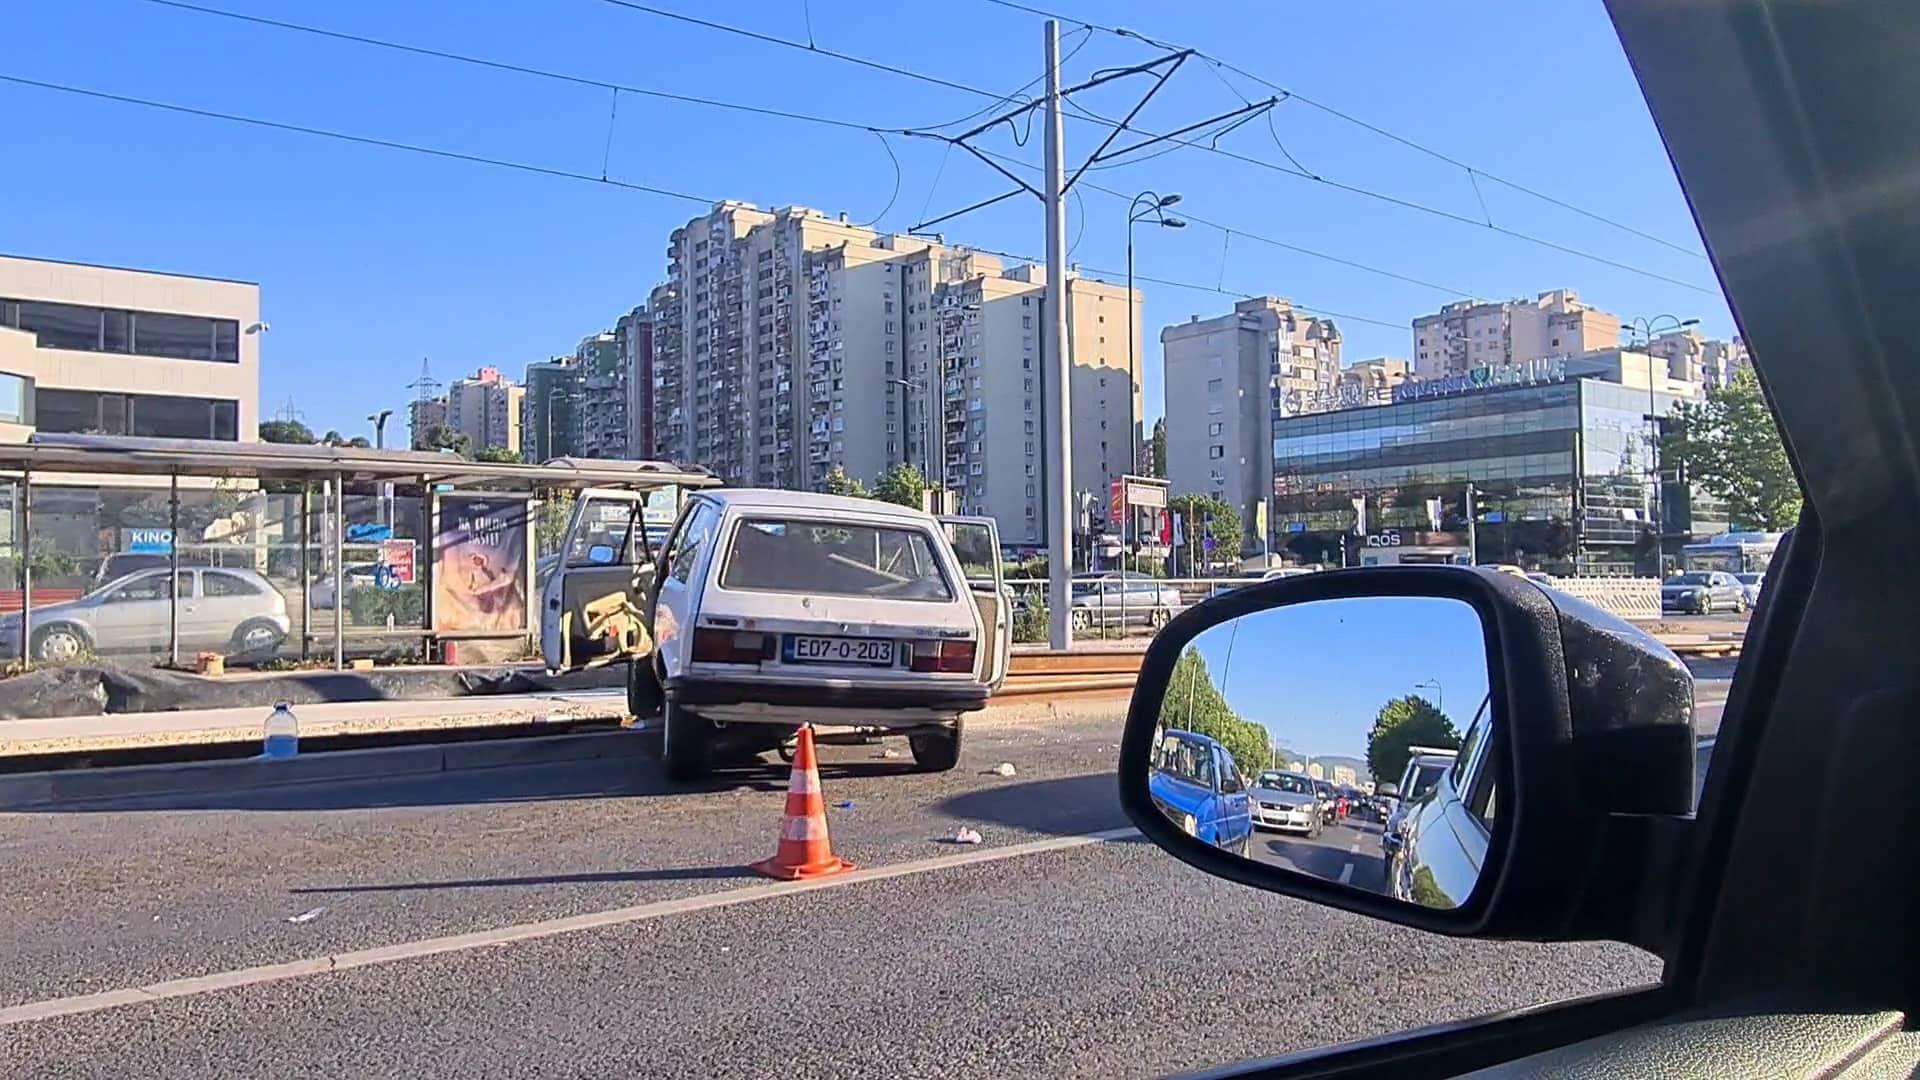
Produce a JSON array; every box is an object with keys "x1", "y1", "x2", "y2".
[
  {"x1": 586, "y1": 544, "x2": 618, "y2": 565},
  {"x1": 1145, "y1": 596, "x2": 1497, "y2": 911}
]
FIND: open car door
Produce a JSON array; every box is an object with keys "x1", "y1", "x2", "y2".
[
  {"x1": 540, "y1": 487, "x2": 675, "y2": 673},
  {"x1": 940, "y1": 515, "x2": 1009, "y2": 691}
]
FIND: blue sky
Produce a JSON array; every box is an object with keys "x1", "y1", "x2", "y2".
[
  {"x1": 1188, "y1": 596, "x2": 1490, "y2": 765},
  {"x1": 3, "y1": 0, "x2": 1731, "y2": 437}
]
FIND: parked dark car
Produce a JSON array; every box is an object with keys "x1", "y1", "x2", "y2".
[{"x1": 1661, "y1": 571, "x2": 1746, "y2": 615}]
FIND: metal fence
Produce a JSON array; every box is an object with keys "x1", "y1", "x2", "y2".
[{"x1": 1004, "y1": 573, "x2": 1666, "y2": 639}]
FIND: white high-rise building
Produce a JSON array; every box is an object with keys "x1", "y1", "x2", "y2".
[
  {"x1": 645, "y1": 202, "x2": 1140, "y2": 545},
  {"x1": 1412, "y1": 289, "x2": 1621, "y2": 379},
  {"x1": 1161, "y1": 298, "x2": 1343, "y2": 555}
]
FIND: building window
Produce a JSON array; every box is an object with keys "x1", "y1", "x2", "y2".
[
  {"x1": 1209, "y1": 445, "x2": 1225, "y2": 459},
  {"x1": 37, "y1": 388, "x2": 239, "y2": 440},
  {"x1": 1209, "y1": 421, "x2": 1223, "y2": 436},
  {"x1": 1022, "y1": 315, "x2": 1033, "y2": 328},
  {"x1": 2, "y1": 300, "x2": 240, "y2": 363},
  {"x1": 1206, "y1": 378, "x2": 1224, "y2": 393}
]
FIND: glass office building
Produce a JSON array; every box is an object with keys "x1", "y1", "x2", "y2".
[{"x1": 1269, "y1": 377, "x2": 1725, "y2": 574}]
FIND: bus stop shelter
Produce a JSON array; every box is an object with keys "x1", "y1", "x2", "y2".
[{"x1": 0, "y1": 434, "x2": 716, "y2": 670}]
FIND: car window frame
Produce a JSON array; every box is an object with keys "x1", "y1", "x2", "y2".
[{"x1": 201, "y1": 570, "x2": 260, "y2": 597}]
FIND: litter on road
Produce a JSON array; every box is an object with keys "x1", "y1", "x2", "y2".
[
  {"x1": 991, "y1": 763, "x2": 1017, "y2": 777},
  {"x1": 285, "y1": 907, "x2": 326, "y2": 924},
  {"x1": 835, "y1": 800, "x2": 855, "y2": 809},
  {"x1": 950, "y1": 827, "x2": 984, "y2": 845}
]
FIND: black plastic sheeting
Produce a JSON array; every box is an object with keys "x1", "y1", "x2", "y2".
[{"x1": 0, "y1": 663, "x2": 626, "y2": 721}]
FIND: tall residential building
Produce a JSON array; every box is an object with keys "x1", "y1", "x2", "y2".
[
  {"x1": 1161, "y1": 298, "x2": 1343, "y2": 552},
  {"x1": 574, "y1": 331, "x2": 627, "y2": 459},
  {"x1": 1340, "y1": 357, "x2": 1411, "y2": 404},
  {"x1": 645, "y1": 201, "x2": 1141, "y2": 531},
  {"x1": 445, "y1": 366, "x2": 524, "y2": 454},
  {"x1": 1646, "y1": 328, "x2": 1750, "y2": 392},
  {"x1": 615, "y1": 306, "x2": 655, "y2": 459},
  {"x1": 650, "y1": 202, "x2": 889, "y2": 486},
  {"x1": 1411, "y1": 289, "x2": 1621, "y2": 379},
  {"x1": 407, "y1": 395, "x2": 448, "y2": 450},
  {"x1": 0, "y1": 253, "x2": 260, "y2": 443},
  {"x1": 520, "y1": 358, "x2": 578, "y2": 461},
  {"x1": 904, "y1": 258, "x2": 1137, "y2": 543}
]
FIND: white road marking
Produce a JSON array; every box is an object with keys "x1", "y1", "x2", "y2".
[
  {"x1": 0, "y1": 825, "x2": 1140, "y2": 1027},
  {"x1": 1338, "y1": 862, "x2": 1354, "y2": 886}
]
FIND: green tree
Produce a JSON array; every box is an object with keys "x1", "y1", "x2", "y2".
[
  {"x1": 1150, "y1": 418, "x2": 1167, "y2": 478},
  {"x1": 422, "y1": 423, "x2": 471, "y2": 455},
  {"x1": 535, "y1": 490, "x2": 576, "y2": 556},
  {"x1": 1168, "y1": 493, "x2": 1245, "y2": 566},
  {"x1": 823, "y1": 465, "x2": 868, "y2": 498},
  {"x1": 1661, "y1": 369, "x2": 1801, "y2": 529},
  {"x1": 321, "y1": 429, "x2": 346, "y2": 446},
  {"x1": 1164, "y1": 647, "x2": 1272, "y2": 777},
  {"x1": 872, "y1": 463, "x2": 927, "y2": 509},
  {"x1": 345, "y1": 436, "x2": 372, "y2": 449},
  {"x1": 258, "y1": 419, "x2": 315, "y2": 444},
  {"x1": 1365, "y1": 694, "x2": 1460, "y2": 791},
  {"x1": 470, "y1": 445, "x2": 522, "y2": 464}
]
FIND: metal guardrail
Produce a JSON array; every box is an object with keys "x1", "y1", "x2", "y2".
[{"x1": 1005, "y1": 573, "x2": 1672, "y2": 628}]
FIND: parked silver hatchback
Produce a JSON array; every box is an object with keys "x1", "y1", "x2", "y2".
[
  {"x1": 0, "y1": 567, "x2": 290, "y2": 661},
  {"x1": 1067, "y1": 572, "x2": 1181, "y2": 632}
]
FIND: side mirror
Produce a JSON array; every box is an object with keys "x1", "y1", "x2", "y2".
[
  {"x1": 1120, "y1": 566, "x2": 1695, "y2": 948},
  {"x1": 586, "y1": 544, "x2": 618, "y2": 566}
]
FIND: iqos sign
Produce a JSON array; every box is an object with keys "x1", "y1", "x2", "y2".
[{"x1": 1364, "y1": 531, "x2": 1403, "y2": 548}]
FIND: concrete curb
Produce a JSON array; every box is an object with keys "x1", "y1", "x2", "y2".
[{"x1": 0, "y1": 730, "x2": 651, "y2": 811}]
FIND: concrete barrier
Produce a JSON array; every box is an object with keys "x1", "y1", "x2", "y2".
[{"x1": 1546, "y1": 577, "x2": 1663, "y2": 620}]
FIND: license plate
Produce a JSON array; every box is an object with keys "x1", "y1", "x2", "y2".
[{"x1": 785, "y1": 635, "x2": 897, "y2": 666}]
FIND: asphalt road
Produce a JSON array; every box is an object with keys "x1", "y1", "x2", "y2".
[
  {"x1": 1252, "y1": 814, "x2": 1392, "y2": 895},
  {"x1": 0, "y1": 704, "x2": 1677, "y2": 1079}
]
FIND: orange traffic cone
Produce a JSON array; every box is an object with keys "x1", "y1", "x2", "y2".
[{"x1": 751, "y1": 726, "x2": 854, "y2": 880}]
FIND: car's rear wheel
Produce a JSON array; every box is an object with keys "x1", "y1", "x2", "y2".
[
  {"x1": 1069, "y1": 608, "x2": 1090, "y2": 633},
  {"x1": 1149, "y1": 606, "x2": 1172, "y2": 629},
  {"x1": 908, "y1": 720, "x2": 963, "y2": 772},
  {"x1": 230, "y1": 619, "x2": 285, "y2": 658},
  {"x1": 660, "y1": 700, "x2": 714, "y2": 781},
  {"x1": 32, "y1": 623, "x2": 91, "y2": 663}
]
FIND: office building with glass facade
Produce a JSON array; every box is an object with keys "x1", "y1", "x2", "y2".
[{"x1": 1269, "y1": 376, "x2": 1725, "y2": 573}]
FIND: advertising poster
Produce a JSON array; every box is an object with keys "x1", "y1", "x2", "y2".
[{"x1": 432, "y1": 495, "x2": 529, "y2": 632}]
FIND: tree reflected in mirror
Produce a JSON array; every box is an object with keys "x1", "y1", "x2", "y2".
[{"x1": 1147, "y1": 597, "x2": 1497, "y2": 909}]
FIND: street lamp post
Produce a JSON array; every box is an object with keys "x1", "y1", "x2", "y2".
[
  {"x1": 1127, "y1": 192, "x2": 1184, "y2": 575},
  {"x1": 1413, "y1": 678, "x2": 1443, "y2": 714},
  {"x1": 1622, "y1": 314, "x2": 1701, "y2": 575},
  {"x1": 888, "y1": 377, "x2": 932, "y2": 503}
]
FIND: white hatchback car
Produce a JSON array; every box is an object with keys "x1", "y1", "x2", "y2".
[{"x1": 544, "y1": 487, "x2": 1009, "y2": 780}]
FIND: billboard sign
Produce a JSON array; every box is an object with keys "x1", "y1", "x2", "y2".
[{"x1": 432, "y1": 496, "x2": 530, "y2": 633}]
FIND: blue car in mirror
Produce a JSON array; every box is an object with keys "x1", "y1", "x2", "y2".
[{"x1": 1148, "y1": 729, "x2": 1253, "y2": 858}]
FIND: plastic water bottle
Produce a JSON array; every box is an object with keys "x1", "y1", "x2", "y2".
[{"x1": 262, "y1": 702, "x2": 299, "y2": 760}]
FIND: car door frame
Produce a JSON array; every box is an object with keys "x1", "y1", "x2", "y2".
[
  {"x1": 938, "y1": 514, "x2": 1009, "y2": 689},
  {"x1": 540, "y1": 487, "x2": 667, "y2": 673},
  {"x1": 650, "y1": 494, "x2": 723, "y2": 681},
  {"x1": 1181, "y1": 3, "x2": 1913, "y2": 1076}
]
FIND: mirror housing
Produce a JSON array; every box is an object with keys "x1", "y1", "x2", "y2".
[{"x1": 1118, "y1": 566, "x2": 1694, "y2": 947}]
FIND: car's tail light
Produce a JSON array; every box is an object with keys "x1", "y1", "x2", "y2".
[
  {"x1": 691, "y1": 629, "x2": 773, "y2": 664},
  {"x1": 908, "y1": 639, "x2": 976, "y2": 673}
]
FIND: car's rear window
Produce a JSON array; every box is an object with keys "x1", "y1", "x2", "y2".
[
  {"x1": 1155, "y1": 737, "x2": 1214, "y2": 787},
  {"x1": 718, "y1": 518, "x2": 953, "y2": 601}
]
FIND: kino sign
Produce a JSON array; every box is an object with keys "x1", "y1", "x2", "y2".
[{"x1": 1393, "y1": 355, "x2": 1568, "y2": 404}]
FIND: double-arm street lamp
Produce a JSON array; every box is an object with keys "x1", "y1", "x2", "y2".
[
  {"x1": 1622, "y1": 314, "x2": 1701, "y2": 573},
  {"x1": 1127, "y1": 192, "x2": 1184, "y2": 570}
]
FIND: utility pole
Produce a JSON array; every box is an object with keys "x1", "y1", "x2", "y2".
[
  {"x1": 1043, "y1": 19, "x2": 1073, "y2": 650},
  {"x1": 1466, "y1": 482, "x2": 1479, "y2": 566}
]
